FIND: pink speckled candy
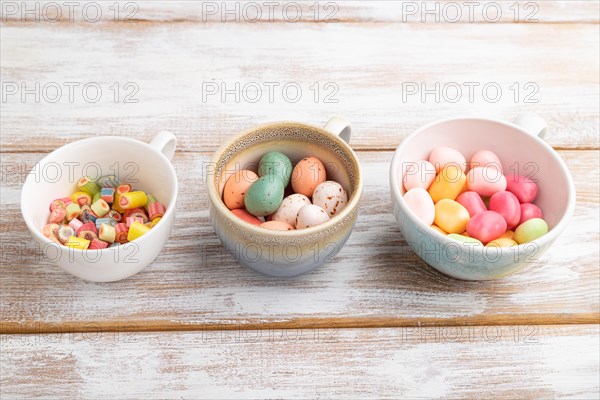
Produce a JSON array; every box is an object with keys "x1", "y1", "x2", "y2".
[
  {"x1": 402, "y1": 160, "x2": 437, "y2": 191},
  {"x1": 466, "y1": 210, "x2": 507, "y2": 244},
  {"x1": 403, "y1": 188, "x2": 435, "y2": 226},
  {"x1": 489, "y1": 191, "x2": 521, "y2": 230},
  {"x1": 456, "y1": 191, "x2": 487, "y2": 217},
  {"x1": 519, "y1": 203, "x2": 543, "y2": 225},
  {"x1": 428, "y1": 146, "x2": 467, "y2": 173},
  {"x1": 466, "y1": 167, "x2": 507, "y2": 197},
  {"x1": 506, "y1": 174, "x2": 538, "y2": 203},
  {"x1": 469, "y1": 150, "x2": 502, "y2": 172}
]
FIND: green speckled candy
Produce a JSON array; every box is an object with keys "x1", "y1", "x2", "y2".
[
  {"x1": 244, "y1": 175, "x2": 285, "y2": 217},
  {"x1": 514, "y1": 218, "x2": 548, "y2": 244},
  {"x1": 258, "y1": 152, "x2": 292, "y2": 187},
  {"x1": 447, "y1": 233, "x2": 483, "y2": 246}
]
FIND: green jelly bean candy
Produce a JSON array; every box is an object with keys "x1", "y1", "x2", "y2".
[
  {"x1": 447, "y1": 233, "x2": 483, "y2": 246},
  {"x1": 258, "y1": 152, "x2": 292, "y2": 187},
  {"x1": 514, "y1": 218, "x2": 548, "y2": 244},
  {"x1": 244, "y1": 175, "x2": 285, "y2": 217}
]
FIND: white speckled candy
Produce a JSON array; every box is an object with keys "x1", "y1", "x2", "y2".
[
  {"x1": 271, "y1": 194, "x2": 311, "y2": 228},
  {"x1": 401, "y1": 160, "x2": 437, "y2": 191},
  {"x1": 312, "y1": 181, "x2": 348, "y2": 217},
  {"x1": 296, "y1": 204, "x2": 330, "y2": 229},
  {"x1": 428, "y1": 146, "x2": 467, "y2": 173},
  {"x1": 403, "y1": 188, "x2": 435, "y2": 226}
]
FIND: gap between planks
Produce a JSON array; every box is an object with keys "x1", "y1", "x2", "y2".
[
  {"x1": 2, "y1": 313, "x2": 599, "y2": 335},
  {"x1": 1, "y1": 146, "x2": 599, "y2": 155}
]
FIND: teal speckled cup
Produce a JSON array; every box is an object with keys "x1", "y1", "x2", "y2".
[
  {"x1": 389, "y1": 114, "x2": 575, "y2": 280},
  {"x1": 207, "y1": 118, "x2": 363, "y2": 277}
]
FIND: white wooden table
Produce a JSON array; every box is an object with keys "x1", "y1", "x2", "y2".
[{"x1": 1, "y1": 1, "x2": 599, "y2": 398}]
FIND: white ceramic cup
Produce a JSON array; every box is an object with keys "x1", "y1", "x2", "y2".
[
  {"x1": 20, "y1": 132, "x2": 178, "y2": 282},
  {"x1": 390, "y1": 114, "x2": 576, "y2": 280}
]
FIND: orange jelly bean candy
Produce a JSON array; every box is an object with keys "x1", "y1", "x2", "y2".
[
  {"x1": 434, "y1": 199, "x2": 470, "y2": 234},
  {"x1": 428, "y1": 165, "x2": 467, "y2": 203}
]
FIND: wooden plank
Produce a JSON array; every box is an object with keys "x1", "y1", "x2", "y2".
[
  {"x1": 1, "y1": 325, "x2": 598, "y2": 399},
  {"x1": 1, "y1": 150, "x2": 598, "y2": 332},
  {"x1": 1, "y1": 22, "x2": 598, "y2": 152},
  {"x1": 1, "y1": 1, "x2": 598, "y2": 23}
]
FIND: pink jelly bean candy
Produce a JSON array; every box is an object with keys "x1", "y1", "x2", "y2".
[
  {"x1": 428, "y1": 147, "x2": 467, "y2": 173},
  {"x1": 470, "y1": 150, "x2": 503, "y2": 173},
  {"x1": 519, "y1": 203, "x2": 543, "y2": 225},
  {"x1": 466, "y1": 167, "x2": 507, "y2": 197},
  {"x1": 466, "y1": 210, "x2": 507, "y2": 244},
  {"x1": 506, "y1": 174, "x2": 538, "y2": 203},
  {"x1": 402, "y1": 160, "x2": 437, "y2": 191},
  {"x1": 489, "y1": 191, "x2": 521, "y2": 230},
  {"x1": 403, "y1": 188, "x2": 435, "y2": 226},
  {"x1": 456, "y1": 191, "x2": 487, "y2": 217}
]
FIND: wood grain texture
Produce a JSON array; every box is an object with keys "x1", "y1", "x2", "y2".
[
  {"x1": 1, "y1": 325, "x2": 599, "y2": 399},
  {"x1": 1, "y1": 150, "x2": 598, "y2": 332},
  {"x1": 2, "y1": 1, "x2": 599, "y2": 23},
  {"x1": 1, "y1": 21, "x2": 598, "y2": 152}
]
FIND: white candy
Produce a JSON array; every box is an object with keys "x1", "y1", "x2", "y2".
[
  {"x1": 271, "y1": 194, "x2": 311, "y2": 228},
  {"x1": 312, "y1": 181, "x2": 348, "y2": 217},
  {"x1": 401, "y1": 160, "x2": 437, "y2": 191},
  {"x1": 296, "y1": 204, "x2": 330, "y2": 229}
]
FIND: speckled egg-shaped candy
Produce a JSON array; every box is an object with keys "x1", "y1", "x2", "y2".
[
  {"x1": 296, "y1": 204, "x2": 330, "y2": 229},
  {"x1": 223, "y1": 170, "x2": 258, "y2": 210},
  {"x1": 312, "y1": 181, "x2": 348, "y2": 217},
  {"x1": 260, "y1": 221, "x2": 295, "y2": 231},
  {"x1": 258, "y1": 151, "x2": 293, "y2": 187},
  {"x1": 271, "y1": 194, "x2": 311, "y2": 227},
  {"x1": 231, "y1": 209, "x2": 262, "y2": 226},
  {"x1": 291, "y1": 157, "x2": 326, "y2": 197},
  {"x1": 244, "y1": 175, "x2": 285, "y2": 217}
]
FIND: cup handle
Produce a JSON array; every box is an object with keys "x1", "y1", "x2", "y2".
[
  {"x1": 323, "y1": 117, "x2": 351, "y2": 144},
  {"x1": 513, "y1": 113, "x2": 546, "y2": 137},
  {"x1": 149, "y1": 131, "x2": 177, "y2": 161}
]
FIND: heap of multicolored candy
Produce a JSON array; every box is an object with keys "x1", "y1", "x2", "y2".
[
  {"x1": 42, "y1": 175, "x2": 166, "y2": 250},
  {"x1": 223, "y1": 152, "x2": 348, "y2": 230},
  {"x1": 402, "y1": 147, "x2": 549, "y2": 247}
]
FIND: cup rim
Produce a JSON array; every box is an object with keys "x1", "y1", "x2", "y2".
[
  {"x1": 389, "y1": 116, "x2": 576, "y2": 252},
  {"x1": 207, "y1": 120, "x2": 363, "y2": 237},
  {"x1": 20, "y1": 136, "x2": 179, "y2": 252}
]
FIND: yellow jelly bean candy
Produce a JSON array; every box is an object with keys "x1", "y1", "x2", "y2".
[
  {"x1": 434, "y1": 199, "x2": 470, "y2": 234},
  {"x1": 486, "y1": 238, "x2": 518, "y2": 247},
  {"x1": 500, "y1": 230, "x2": 515, "y2": 239},
  {"x1": 430, "y1": 224, "x2": 447, "y2": 235},
  {"x1": 428, "y1": 165, "x2": 467, "y2": 203}
]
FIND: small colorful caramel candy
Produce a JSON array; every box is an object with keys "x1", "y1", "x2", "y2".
[
  {"x1": 48, "y1": 207, "x2": 66, "y2": 223},
  {"x1": 119, "y1": 191, "x2": 148, "y2": 210},
  {"x1": 57, "y1": 225, "x2": 75, "y2": 244},
  {"x1": 91, "y1": 199, "x2": 110, "y2": 217},
  {"x1": 96, "y1": 175, "x2": 119, "y2": 188},
  {"x1": 77, "y1": 222, "x2": 98, "y2": 241},
  {"x1": 65, "y1": 236, "x2": 90, "y2": 250},
  {"x1": 114, "y1": 223, "x2": 129, "y2": 244},
  {"x1": 50, "y1": 197, "x2": 72, "y2": 211},
  {"x1": 71, "y1": 192, "x2": 92, "y2": 207},
  {"x1": 88, "y1": 238, "x2": 109, "y2": 250},
  {"x1": 99, "y1": 223, "x2": 116, "y2": 243},
  {"x1": 77, "y1": 176, "x2": 100, "y2": 196},
  {"x1": 148, "y1": 202, "x2": 166, "y2": 220},
  {"x1": 100, "y1": 187, "x2": 115, "y2": 203},
  {"x1": 127, "y1": 222, "x2": 150, "y2": 241},
  {"x1": 65, "y1": 203, "x2": 81, "y2": 221}
]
